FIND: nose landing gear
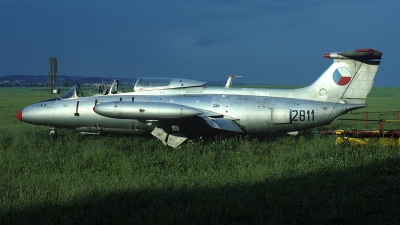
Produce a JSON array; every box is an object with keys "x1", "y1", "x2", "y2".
[{"x1": 49, "y1": 127, "x2": 56, "y2": 136}]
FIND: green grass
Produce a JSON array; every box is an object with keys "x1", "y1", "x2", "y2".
[
  {"x1": 334, "y1": 87, "x2": 400, "y2": 130},
  {"x1": 0, "y1": 86, "x2": 400, "y2": 224}
]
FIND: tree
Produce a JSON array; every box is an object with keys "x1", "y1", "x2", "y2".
[{"x1": 48, "y1": 56, "x2": 58, "y2": 93}]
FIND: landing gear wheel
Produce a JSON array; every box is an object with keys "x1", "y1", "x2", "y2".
[{"x1": 49, "y1": 128, "x2": 56, "y2": 136}]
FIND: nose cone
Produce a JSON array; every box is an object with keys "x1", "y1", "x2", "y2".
[
  {"x1": 16, "y1": 101, "x2": 55, "y2": 126},
  {"x1": 16, "y1": 110, "x2": 23, "y2": 121}
]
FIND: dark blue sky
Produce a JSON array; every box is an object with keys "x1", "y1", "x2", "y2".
[{"x1": 1, "y1": 0, "x2": 399, "y2": 86}]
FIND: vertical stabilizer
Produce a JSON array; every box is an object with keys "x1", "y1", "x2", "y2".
[{"x1": 296, "y1": 48, "x2": 382, "y2": 104}]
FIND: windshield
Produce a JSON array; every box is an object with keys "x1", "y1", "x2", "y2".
[{"x1": 60, "y1": 84, "x2": 83, "y2": 99}]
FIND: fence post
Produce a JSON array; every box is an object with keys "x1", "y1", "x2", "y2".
[{"x1": 365, "y1": 111, "x2": 369, "y2": 127}]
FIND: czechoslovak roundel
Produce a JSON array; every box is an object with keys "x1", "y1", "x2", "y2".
[{"x1": 333, "y1": 67, "x2": 351, "y2": 86}]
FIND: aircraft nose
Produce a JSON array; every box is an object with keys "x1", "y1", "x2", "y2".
[{"x1": 16, "y1": 109, "x2": 23, "y2": 121}]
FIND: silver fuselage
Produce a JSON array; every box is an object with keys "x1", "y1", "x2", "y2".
[{"x1": 20, "y1": 86, "x2": 359, "y2": 135}]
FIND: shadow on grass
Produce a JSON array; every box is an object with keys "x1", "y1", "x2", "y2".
[{"x1": 2, "y1": 157, "x2": 400, "y2": 224}]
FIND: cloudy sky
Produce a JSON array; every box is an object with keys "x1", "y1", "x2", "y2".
[{"x1": 1, "y1": 0, "x2": 399, "y2": 86}]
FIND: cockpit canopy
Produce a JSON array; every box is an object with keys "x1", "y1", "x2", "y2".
[
  {"x1": 59, "y1": 78, "x2": 207, "y2": 99},
  {"x1": 61, "y1": 79, "x2": 123, "y2": 99},
  {"x1": 60, "y1": 84, "x2": 83, "y2": 99},
  {"x1": 89, "y1": 79, "x2": 123, "y2": 96},
  {"x1": 133, "y1": 77, "x2": 207, "y2": 92}
]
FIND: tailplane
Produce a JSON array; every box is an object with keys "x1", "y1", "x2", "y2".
[{"x1": 296, "y1": 48, "x2": 382, "y2": 104}]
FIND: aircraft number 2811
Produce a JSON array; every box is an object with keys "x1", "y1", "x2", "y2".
[{"x1": 292, "y1": 109, "x2": 315, "y2": 121}]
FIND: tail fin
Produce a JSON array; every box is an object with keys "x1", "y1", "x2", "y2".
[{"x1": 297, "y1": 48, "x2": 382, "y2": 104}]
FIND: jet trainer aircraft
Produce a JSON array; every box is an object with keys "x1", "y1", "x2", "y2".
[{"x1": 17, "y1": 48, "x2": 382, "y2": 147}]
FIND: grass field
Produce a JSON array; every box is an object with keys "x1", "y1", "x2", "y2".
[{"x1": 0, "y1": 86, "x2": 400, "y2": 224}]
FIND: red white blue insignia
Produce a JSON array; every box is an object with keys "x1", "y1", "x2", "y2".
[{"x1": 333, "y1": 68, "x2": 351, "y2": 86}]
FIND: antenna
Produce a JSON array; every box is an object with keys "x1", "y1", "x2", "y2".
[{"x1": 225, "y1": 75, "x2": 243, "y2": 87}]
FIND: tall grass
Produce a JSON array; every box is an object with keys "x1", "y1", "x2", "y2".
[{"x1": 0, "y1": 86, "x2": 399, "y2": 224}]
